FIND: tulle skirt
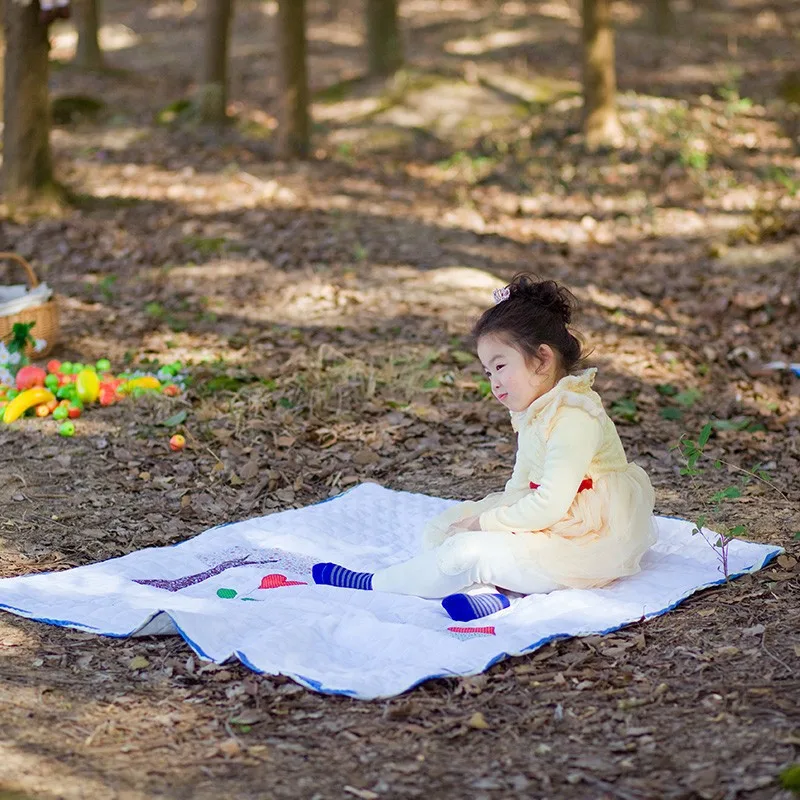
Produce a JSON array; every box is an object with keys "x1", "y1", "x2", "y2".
[{"x1": 422, "y1": 464, "x2": 657, "y2": 590}]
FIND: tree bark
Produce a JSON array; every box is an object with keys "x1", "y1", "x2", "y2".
[
  {"x1": 366, "y1": 0, "x2": 403, "y2": 78},
  {"x1": 652, "y1": 0, "x2": 675, "y2": 35},
  {"x1": 581, "y1": 0, "x2": 623, "y2": 150},
  {"x1": 276, "y1": 0, "x2": 310, "y2": 159},
  {"x1": 74, "y1": 0, "x2": 103, "y2": 69},
  {"x1": 2, "y1": 0, "x2": 57, "y2": 200},
  {"x1": 195, "y1": 0, "x2": 234, "y2": 125},
  {"x1": 0, "y1": 2, "x2": 5, "y2": 125}
]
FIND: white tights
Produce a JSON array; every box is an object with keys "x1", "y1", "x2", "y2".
[{"x1": 371, "y1": 530, "x2": 562, "y2": 599}]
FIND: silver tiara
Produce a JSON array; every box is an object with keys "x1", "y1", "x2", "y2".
[{"x1": 492, "y1": 286, "x2": 511, "y2": 305}]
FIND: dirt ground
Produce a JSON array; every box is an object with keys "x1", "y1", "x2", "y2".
[{"x1": 1, "y1": 0, "x2": 799, "y2": 797}]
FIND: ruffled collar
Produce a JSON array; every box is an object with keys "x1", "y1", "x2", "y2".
[{"x1": 509, "y1": 367, "x2": 597, "y2": 431}]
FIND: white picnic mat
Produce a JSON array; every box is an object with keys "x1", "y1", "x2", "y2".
[{"x1": 0, "y1": 483, "x2": 781, "y2": 699}]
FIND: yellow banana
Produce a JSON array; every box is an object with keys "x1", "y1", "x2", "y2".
[
  {"x1": 122, "y1": 376, "x2": 161, "y2": 393},
  {"x1": 3, "y1": 387, "x2": 56, "y2": 424}
]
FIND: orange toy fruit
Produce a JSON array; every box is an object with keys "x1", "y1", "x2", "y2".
[{"x1": 169, "y1": 434, "x2": 186, "y2": 452}]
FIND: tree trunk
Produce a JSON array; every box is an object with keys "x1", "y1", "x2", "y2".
[
  {"x1": 0, "y1": 2, "x2": 5, "y2": 126},
  {"x1": 74, "y1": 0, "x2": 103, "y2": 69},
  {"x1": 276, "y1": 0, "x2": 310, "y2": 159},
  {"x1": 581, "y1": 0, "x2": 623, "y2": 151},
  {"x1": 2, "y1": 0, "x2": 57, "y2": 201},
  {"x1": 366, "y1": 0, "x2": 403, "y2": 78},
  {"x1": 652, "y1": 0, "x2": 675, "y2": 35},
  {"x1": 195, "y1": 0, "x2": 233, "y2": 125}
]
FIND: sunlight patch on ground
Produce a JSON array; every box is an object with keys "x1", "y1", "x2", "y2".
[
  {"x1": 313, "y1": 96, "x2": 386, "y2": 124},
  {"x1": 445, "y1": 27, "x2": 546, "y2": 56},
  {"x1": 50, "y1": 22, "x2": 140, "y2": 59}
]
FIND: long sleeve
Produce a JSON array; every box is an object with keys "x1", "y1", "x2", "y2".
[{"x1": 479, "y1": 406, "x2": 602, "y2": 533}]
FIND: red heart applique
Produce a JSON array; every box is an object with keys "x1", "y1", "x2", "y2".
[{"x1": 259, "y1": 573, "x2": 307, "y2": 590}]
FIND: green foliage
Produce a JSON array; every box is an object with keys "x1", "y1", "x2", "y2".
[
  {"x1": 5, "y1": 323, "x2": 36, "y2": 375},
  {"x1": 159, "y1": 410, "x2": 188, "y2": 427},
  {"x1": 155, "y1": 98, "x2": 193, "y2": 126},
  {"x1": 183, "y1": 236, "x2": 228, "y2": 256},
  {"x1": 610, "y1": 396, "x2": 639, "y2": 423},
  {"x1": 674, "y1": 422, "x2": 784, "y2": 580},
  {"x1": 780, "y1": 763, "x2": 800, "y2": 793}
]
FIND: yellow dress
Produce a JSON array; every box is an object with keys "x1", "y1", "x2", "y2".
[{"x1": 422, "y1": 369, "x2": 657, "y2": 589}]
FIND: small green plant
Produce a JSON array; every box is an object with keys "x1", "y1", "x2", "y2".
[
  {"x1": 99, "y1": 274, "x2": 117, "y2": 302},
  {"x1": 610, "y1": 395, "x2": 639, "y2": 423},
  {"x1": 780, "y1": 763, "x2": 800, "y2": 793},
  {"x1": 680, "y1": 145, "x2": 709, "y2": 172},
  {"x1": 674, "y1": 423, "x2": 786, "y2": 580},
  {"x1": 4, "y1": 322, "x2": 36, "y2": 375}
]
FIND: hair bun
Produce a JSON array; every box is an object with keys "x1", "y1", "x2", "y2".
[{"x1": 507, "y1": 275, "x2": 574, "y2": 325}]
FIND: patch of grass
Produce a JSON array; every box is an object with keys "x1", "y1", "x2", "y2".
[
  {"x1": 155, "y1": 98, "x2": 193, "y2": 126},
  {"x1": 182, "y1": 236, "x2": 228, "y2": 256}
]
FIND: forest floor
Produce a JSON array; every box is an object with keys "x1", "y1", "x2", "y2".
[{"x1": 1, "y1": 0, "x2": 799, "y2": 797}]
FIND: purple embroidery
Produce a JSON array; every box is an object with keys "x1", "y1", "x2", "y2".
[{"x1": 133, "y1": 557, "x2": 278, "y2": 592}]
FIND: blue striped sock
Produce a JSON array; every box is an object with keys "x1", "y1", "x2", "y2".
[
  {"x1": 441, "y1": 592, "x2": 510, "y2": 622},
  {"x1": 312, "y1": 562, "x2": 373, "y2": 591}
]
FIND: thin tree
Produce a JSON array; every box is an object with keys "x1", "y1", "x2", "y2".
[
  {"x1": 652, "y1": 0, "x2": 676, "y2": 35},
  {"x1": 276, "y1": 0, "x2": 310, "y2": 158},
  {"x1": 74, "y1": 0, "x2": 103, "y2": 69},
  {"x1": 196, "y1": 0, "x2": 234, "y2": 125},
  {"x1": 0, "y1": 2, "x2": 5, "y2": 125},
  {"x1": 581, "y1": 0, "x2": 623, "y2": 150},
  {"x1": 2, "y1": 0, "x2": 59, "y2": 201},
  {"x1": 366, "y1": 0, "x2": 403, "y2": 78}
]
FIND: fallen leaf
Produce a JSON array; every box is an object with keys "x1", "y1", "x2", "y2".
[
  {"x1": 343, "y1": 787, "x2": 378, "y2": 800},
  {"x1": 230, "y1": 709, "x2": 265, "y2": 725},
  {"x1": 218, "y1": 739, "x2": 242, "y2": 758},
  {"x1": 129, "y1": 655, "x2": 149, "y2": 670},
  {"x1": 468, "y1": 711, "x2": 490, "y2": 729},
  {"x1": 240, "y1": 459, "x2": 260, "y2": 480}
]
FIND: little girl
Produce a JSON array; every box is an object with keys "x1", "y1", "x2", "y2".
[{"x1": 312, "y1": 275, "x2": 657, "y2": 621}]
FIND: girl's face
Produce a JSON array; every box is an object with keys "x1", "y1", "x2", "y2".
[{"x1": 477, "y1": 333, "x2": 560, "y2": 412}]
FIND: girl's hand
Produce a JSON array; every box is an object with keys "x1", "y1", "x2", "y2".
[{"x1": 448, "y1": 514, "x2": 482, "y2": 534}]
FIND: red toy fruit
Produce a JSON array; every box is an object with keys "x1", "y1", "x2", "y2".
[
  {"x1": 15, "y1": 365, "x2": 47, "y2": 391},
  {"x1": 169, "y1": 434, "x2": 186, "y2": 452}
]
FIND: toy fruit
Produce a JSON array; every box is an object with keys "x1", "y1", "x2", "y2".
[
  {"x1": 58, "y1": 420, "x2": 75, "y2": 437},
  {"x1": 163, "y1": 384, "x2": 180, "y2": 397},
  {"x1": 44, "y1": 373, "x2": 59, "y2": 391},
  {"x1": 15, "y1": 365, "x2": 47, "y2": 391},
  {"x1": 35, "y1": 403, "x2": 51, "y2": 418},
  {"x1": 67, "y1": 404, "x2": 82, "y2": 419},
  {"x1": 46, "y1": 359, "x2": 61, "y2": 374},
  {"x1": 96, "y1": 358, "x2": 111, "y2": 373},
  {"x1": 3, "y1": 387, "x2": 55, "y2": 424},
  {"x1": 169, "y1": 434, "x2": 186, "y2": 452},
  {"x1": 60, "y1": 361, "x2": 73, "y2": 374},
  {"x1": 75, "y1": 369, "x2": 100, "y2": 403},
  {"x1": 123, "y1": 376, "x2": 161, "y2": 392},
  {"x1": 52, "y1": 405, "x2": 68, "y2": 421}
]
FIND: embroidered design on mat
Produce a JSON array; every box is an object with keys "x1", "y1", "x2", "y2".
[
  {"x1": 216, "y1": 574, "x2": 309, "y2": 601},
  {"x1": 447, "y1": 626, "x2": 496, "y2": 641},
  {"x1": 131, "y1": 548, "x2": 316, "y2": 593}
]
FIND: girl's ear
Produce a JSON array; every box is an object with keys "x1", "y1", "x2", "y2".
[{"x1": 533, "y1": 344, "x2": 556, "y2": 373}]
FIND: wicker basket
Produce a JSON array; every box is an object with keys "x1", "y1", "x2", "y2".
[{"x1": 0, "y1": 252, "x2": 60, "y2": 358}]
